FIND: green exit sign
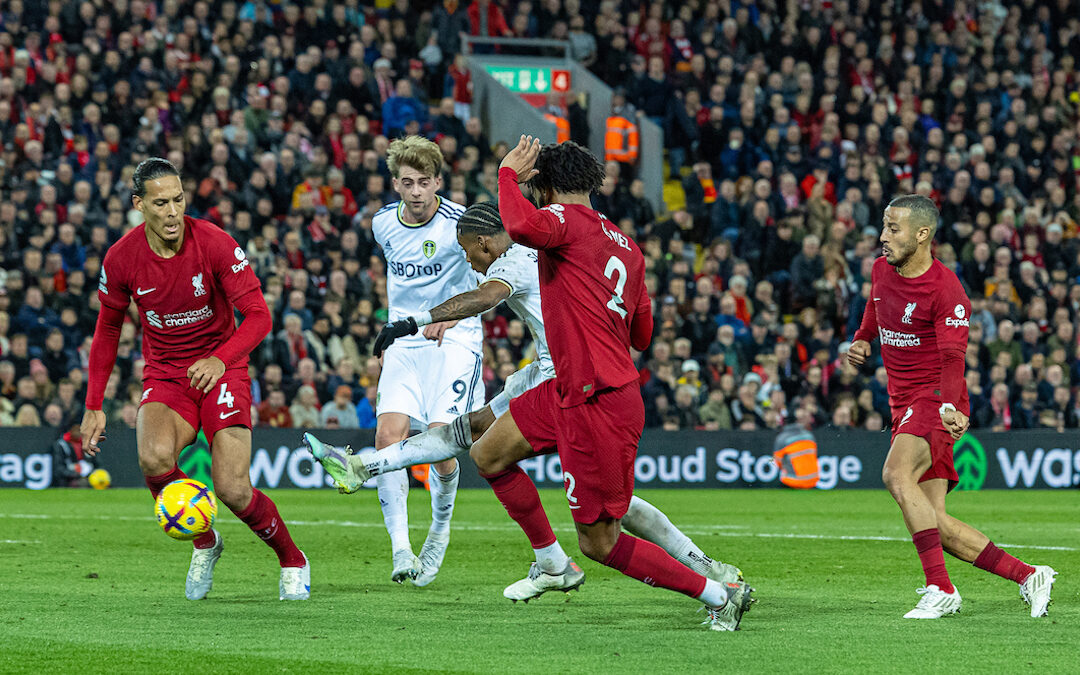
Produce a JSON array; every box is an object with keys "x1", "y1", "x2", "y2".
[{"x1": 484, "y1": 65, "x2": 571, "y2": 94}]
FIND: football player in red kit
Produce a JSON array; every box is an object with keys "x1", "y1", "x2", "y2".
[
  {"x1": 80, "y1": 158, "x2": 309, "y2": 601},
  {"x1": 469, "y1": 136, "x2": 753, "y2": 631},
  {"x1": 849, "y1": 195, "x2": 1055, "y2": 618}
]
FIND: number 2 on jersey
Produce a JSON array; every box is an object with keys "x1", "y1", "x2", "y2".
[{"x1": 604, "y1": 255, "x2": 628, "y2": 318}]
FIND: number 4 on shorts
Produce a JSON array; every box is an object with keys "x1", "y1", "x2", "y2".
[{"x1": 217, "y1": 383, "x2": 235, "y2": 409}]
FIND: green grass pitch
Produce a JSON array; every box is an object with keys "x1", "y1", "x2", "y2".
[{"x1": 0, "y1": 488, "x2": 1075, "y2": 673}]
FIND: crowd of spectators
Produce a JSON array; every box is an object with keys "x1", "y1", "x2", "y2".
[{"x1": 0, "y1": 0, "x2": 1079, "y2": 436}]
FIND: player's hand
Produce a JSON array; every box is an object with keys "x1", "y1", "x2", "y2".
[
  {"x1": 81, "y1": 409, "x2": 107, "y2": 457},
  {"x1": 188, "y1": 356, "x2": 226, "y2": 394},
  {"x1": 373, "y1": 317, "x2": 419, "y2": 357},
  {"x1": 499, "y1": 135, "x2": 542, "y2": 183},
  {"x1": 846, "y1": 340, "x2": 871, "y2": 367},
  {"x1": 423, "y1": 320, "x2": 459, "y2": 347},
  {"x1": 941, "y1": 410, "x2": 969, "y2": 440}
]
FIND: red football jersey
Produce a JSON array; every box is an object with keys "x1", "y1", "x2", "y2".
[
  {"x1": 98, "y1": 216, "x2": 261, "y2": 380},
  {"x1": 499, "y1": 169, "x2": 653, "y2": 408},
  {"x1": 854, "y1": 256, "x2": 971, "y2": 413}
]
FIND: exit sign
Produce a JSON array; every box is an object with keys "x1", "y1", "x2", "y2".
[{"x1": 485, "y1": 65, "x2": 571, "y2": 94}]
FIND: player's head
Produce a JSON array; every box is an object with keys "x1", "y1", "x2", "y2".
[
  {"x1": 387, "y1": 135, "x2": 443, "y2": 224},
  {"x1": 881, "y1": 194, "x2": 938, "y2": 268},
  {"x1": 456, "y1": 201, "x2": 511, "y2": 274},
  {"x1": 132, "y1": 157, "x2": 184, "y2": 243},
  {"x1": 526, "y1": 141, "x2": 604, "y2": 207}
]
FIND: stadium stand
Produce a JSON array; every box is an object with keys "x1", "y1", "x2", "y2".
[{"x1": 0, "y1": 0, "x2": 1078, "y2": 434}]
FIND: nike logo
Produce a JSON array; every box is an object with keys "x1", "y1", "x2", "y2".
[
  {"x1": 569, "y1": 505, "x2": 581, "y2": 510},
  {"x1": 219, "y1": 410, "x2": 240, "y2": 419},
  {"x1": 873, "y1": 297, "x2": 881, "y2": 301},
  {"x1": 136, "y1": 287, "x2": 156, "y2": 295},
  {"x1": 898, "y1": 407, "x2": 913, "y2": 428}
]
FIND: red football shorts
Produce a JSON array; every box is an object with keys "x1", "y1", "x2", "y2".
[
  {"x1": 510, "y1": 378, "x2": 644, "y2": 524},
  {"x1": 890, "y1": 397, "x2": 960, "y2": 491},
  {"x1": 141, "y1": 369, "x2": 253, "y2": 442}
]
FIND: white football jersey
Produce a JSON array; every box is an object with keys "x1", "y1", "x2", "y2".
[
  {"x1": 373, "y1": 197, "x2": 482, "y2": 351},
  {"x1": 483, "y1": 243, "x2": 554, "y2": 378}
]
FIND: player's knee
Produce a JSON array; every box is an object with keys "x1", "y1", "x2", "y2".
[
  {"x1": 138, "y1": 442, "x2": 178, "y2": 476},
  {"x1": 881, "y1": 463, "x2": 909, "y2": 500},
  {"x1": 213, "y1": 477, "x2": 252, "y2": 511},
  {"x1": 469, "y1": 442, "x2": 507, "y2": 475},
  {"x1": 576, "y1": 533, "x2": 615, "y2": 563},
  {"x1": 375, "y1": 427, "x2": 406, "y2": 450}
]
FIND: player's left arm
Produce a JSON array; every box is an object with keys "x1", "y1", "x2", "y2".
[
  {"x1": 935, "y1": 278, "x2": 972, "y2": 438},
  {"x1": 190, "y1": 237, "x2": 271, "y2": 393}
]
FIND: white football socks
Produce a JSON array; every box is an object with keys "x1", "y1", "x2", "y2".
[
  {"x1": 429, "y1": 463, "x2": 459, "y2": 534},
  {"x1": 375, "y1": 469, "x2": 411, "y2": 553},
  {"x1": 354, "y1": 414, "x2": 474, "y2": 476},
  {"x1": 622, "y1": 496, "x2": 715, "y2": 575},
  {"x1": 698, "y1": 578, "x2": 729, "y2": 608},
  {"x1": 534, "y1": 541, "x2": 571, "y2": 574}
]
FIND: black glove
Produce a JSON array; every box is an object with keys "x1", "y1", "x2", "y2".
[{"x1": 373, "y1": 317, "x2": 419, "y2": 357}]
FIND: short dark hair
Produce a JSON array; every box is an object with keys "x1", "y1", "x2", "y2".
[
  {"x1": 132, "y1": 158, "x2": 180, "y2": 198},
  {"x1": 456, "y1": 201, "x2": 505, "y2": 237},
  {"x1": 527, "y1": 141, "x2": 605, "y2": 196},
  {"x1": 888, "y1": 194, "x2": 939, "y2": 237}
]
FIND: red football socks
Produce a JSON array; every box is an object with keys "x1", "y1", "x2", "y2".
[
  {"x1": 973, "y1": 542, "x2": 1036, "y2": 584},
  {"x1": 912, "y1": 529, "x2": 955, "y2": 593},
  {"x1": 480, "y1": 467, "x2": 557, "y2": 549},
  {"x1": 603, "y1": 533, "x2": 707, "y2": 598},
  {"x1": 234, "y1": 489, "x2": 306, "y2": 568},
  {"x1": 144, "y1": 465, "x2": 186, "y2": 499}
]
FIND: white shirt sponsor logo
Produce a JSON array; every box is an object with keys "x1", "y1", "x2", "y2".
[
  {"x1": 231, "y1": 246, "x2": 250, "y2": 274},
  {"x1": 879, "y1": 326, "x2": 921, "y2": 347},
  {"x1": 99, "y1": 265, "x2": 108, "y2": 294},
  {"x1": 541, "y1": 203, "x2": 566, "y2": 223},
  {"x1": 946, "y1": 304, "x2": 969, "y2": 327},
  {"x1": 145, "y1": 305, "x2": 215, "y2": 329}
]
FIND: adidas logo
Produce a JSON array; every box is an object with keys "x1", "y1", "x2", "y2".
[{"x1": 447, "y1": 405, "x2": 459, "y2": 415}]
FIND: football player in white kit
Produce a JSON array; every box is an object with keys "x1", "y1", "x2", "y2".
[
  {"x1": 360, "y1": 136, "x2": 483, "y2": 587},
  {"x1": 305, "y1": 203, "x2": 744, "y2": 602}
]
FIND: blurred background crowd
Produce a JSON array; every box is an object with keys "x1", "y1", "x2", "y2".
[{"x1": 1, "y1": 0, "x2": 1079, "y2": 435}]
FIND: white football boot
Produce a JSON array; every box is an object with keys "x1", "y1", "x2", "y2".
[
  {"x1": 413, "y1": 529, "x2": 450, "y2": 588},
  {"x1": 280, "y1": 552, "x2": 311, "y2": 600},
  {"x1": 503, "y1": 559, "x2": 585, "y2": 602},
  {"x1": 185, "y1": 530, "x2": 223, "y2": 600},
  {"x1": 1019, "y1": 566, "x2": 1057, "y2": 617},
  {"x1": 903, "y1": 584, "x2": 962, "y2": 619},
  {"x1": 391, "y1": 549, "x2": 421, "y2": 584},
  {"x1": 703, "y1": 581, "x2": 755, "y2": 631}
]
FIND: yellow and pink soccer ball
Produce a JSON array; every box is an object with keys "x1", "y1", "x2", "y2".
[{"x1": 155, "y1": 479, "x2": 217, "y2": 540}]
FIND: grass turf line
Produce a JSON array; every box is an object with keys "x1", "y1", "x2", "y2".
[{"x1": 0, "y1": 488, "x2": 1075, "y2": 674}]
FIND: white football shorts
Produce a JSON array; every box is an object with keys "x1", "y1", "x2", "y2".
[{"x1": 377, "y1": 342, "x2": 485, "y2": 426}]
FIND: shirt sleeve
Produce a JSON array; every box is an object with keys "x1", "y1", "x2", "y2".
[
  {"x1": 211, "y1": 231, "x2": 262, "y2": 302},
  {"x1": 97, "y1": 247, "x2": 131, "y2": 311},
  {"x1": 498, "y1": 168, "x2": 568, "y2": 250},
  {"x1": 934, "y1": 273, "x2": 972, "y2": 409},
  {"x1": 483, "y1": 248, "x2": 533, "y2": 298}
]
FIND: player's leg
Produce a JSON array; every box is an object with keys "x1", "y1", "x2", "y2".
[
  {"x1": 882, "y1": 430, "x2": 960, "y2": 618},
  {"x1": 374, "y1": 411, "x2": 418, "y2": 582},
  {"x1": 564, "y1": 383, "x2": 751, "y2": 630},
  {"x1": 210, "y1": 426, "x2": 309, "y2": 599},
  {"x1": 305, "y1": 407, "x2": 493, "y2": 489},
  {"x1": 137, "y1": 394, "x2": 221, "y2": 599},
  {"x1": 922, "y1": 476, "x2": 1056, "y2": 617},
  {"x1": 622, "y1": 496, "x2": 742, "y2": 584},
  {"x1": 471, "y1": 405, "x2": 581, "y2": 600}
]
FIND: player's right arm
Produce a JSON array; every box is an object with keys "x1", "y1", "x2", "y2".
[
  {"x1": 498, "y1": 136, "x2": 569, "y2": 250},
  {"x1": 83, "y1": 254, "x2": 131, "y2": 455},
  {"x1": 373, "y1": 281, "x2": 510, "y2": 357}
]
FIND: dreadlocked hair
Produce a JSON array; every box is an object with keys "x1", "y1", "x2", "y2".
[
  {"x1": 457, "y1": 201, "x2": 505, "y2": 237},
  {"x1": 526, "y1": 141, "x2": 605, "y2": 196}
]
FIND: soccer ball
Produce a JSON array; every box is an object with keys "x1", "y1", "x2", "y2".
[
  {"x1": 155, "y1": 479, "x2": 217, "y2": 540},
  {"x1": 88, "y1": 468, "x2": 111, "y2": 490}
]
